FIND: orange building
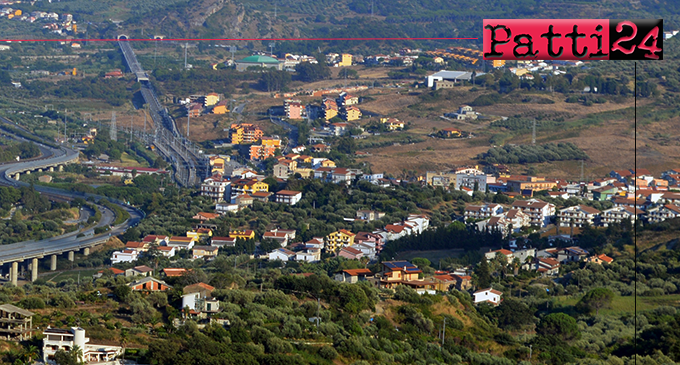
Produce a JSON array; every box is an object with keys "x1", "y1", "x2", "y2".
[
  {"x1": 128, "y1": 277, "x2": 172, "y2": 292},
  {"x1": 249, "y1": 137, "x2": 282, "y2": 161}
]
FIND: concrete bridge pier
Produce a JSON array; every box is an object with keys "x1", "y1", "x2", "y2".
[
  {"x1": 68, "y1": 251, "x2": 74, "y2": 262},
  {"x1": 25, "y1": 170, "x2": 30, "y2": 175},
  {"x1": 31, "y1": 258, "x2": 38, "y2": 282},
  {"x1": 50, "y1": 254, "x2": 57, "y2": 271},
  {"x1": 14, "y1": 173, "x2": 19, "y2": 180},
  {"x1": 10, "y1": 261, "x2": 18, "y2": 286},
  {"x1": 48, "y1": 166, "x2": 54, "y2": 172},
  {"x1": 37, "y1": 168, "x2": 42, "y2": 172},
  {"x1": 58, "y1": 165, "x2": 64, "y2": 172},
  {"x1": 83, "y1": 247, "x2": 90, "y2": 256}
]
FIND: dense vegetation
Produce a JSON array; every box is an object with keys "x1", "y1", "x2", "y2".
[
  {"x1": 476, "y1": 143, "x2": 588, "y2": 165},
  {"x1": 22, "y1": 77, "x2": 134, "y2": 107},
  {"x1": 0, "y1": 140, "x2": 40, "y2": 162}
]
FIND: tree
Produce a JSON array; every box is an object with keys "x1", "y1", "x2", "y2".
[
  {"x1": 54, "y1": 344, "x2": 83, "y2": 365},
  {"x1": 536, "y1": 313, "x2": 580, "y2": 342},
  {"x1": 576, "y1": 287, "x2": 614, "y2": 315},
  {"x1": 495, "y1": 298, "x2": 535, "y2": 330},
  {"x1": 258, "y1": 70, "x2": 291, "y2": 92},
  {"x1": 295, "y1": 62, "x2": 330, "y2": 82},
  {"x1": 474, "y1": 259, "x2": 492, "y2": 289},
  {"x1": 411, "y1": 257, "x2": 431, "y2": 268}
]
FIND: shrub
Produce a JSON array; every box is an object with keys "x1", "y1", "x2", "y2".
[
  {"x1": 19, "y1": 297, "x2": 46, "y2": 309},
  {"x1": 319, "y1": 346, "x2": 338, "y2": 360}
]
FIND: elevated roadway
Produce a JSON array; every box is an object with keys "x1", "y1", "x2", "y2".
[{"x1": 0, "y1": 129, "x2": 143, "y2": 286}]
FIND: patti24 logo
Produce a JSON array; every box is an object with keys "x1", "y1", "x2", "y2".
[{"x1": 483, "y1": 19, "x2": 663, "y2": 60}]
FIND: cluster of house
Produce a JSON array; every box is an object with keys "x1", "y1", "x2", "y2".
[
  {"x1": 111, "y1": 225, "x2": 273, "y2": 264},
  {"x1": 223, "y1": 123, "x2": 282, "y2": 161},
  {"x1": 1, "y1": 9, "x2": 75, "y2": 35},
  {"x1": 179, "y1": 93, "x2": 229, "y2": 117},
  {"x1": 484, "y1": 246, "x2": 613, "y2": 277},
  {"x1": 426, "y1": 166, "x2": 680, "y2": 226},
  {"x1": 286, "y1": 92, "x2": 362, "y2": 123},
  {"x1": 200, "y1": 169, "x2": 303, "y2": 211},
  {"x1": 334, "y1": 260, "x2": 472, "y2": 296},
  {"x1": 267, "y1": 213, "x2": 429, "y2": 263}
]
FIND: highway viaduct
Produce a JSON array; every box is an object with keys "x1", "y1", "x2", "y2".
[{"x1": 0, "y1": 139, "x2": 143, "y2": 286}]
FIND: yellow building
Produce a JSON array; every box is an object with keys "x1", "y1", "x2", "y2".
[
  {"x1": 492, "y1": 60, "x2": 506, "y2": 68},
  {"x1": 261, "y1": 137, "x2": 282, "y2": 148},
  {"x1": 203, "y1": 93, "x2": 220, "y2": 107},
  {"x1": 293, "y1": 167, "x2": 314, "y2": 178},
  {"x1": 232, "y1": 179, "x2": 269, "y2": 195},
  {"x1": 320, "y1": 160, "x2": 336, "y2": 168},
  {"x1": 337, "y1": 54, "x2": 353, "y2": 67},
  {"x1": 324, "y1": 107, "x2": 338, "y2": 120},
  {"x1": 14, "y1": 10, "x2": 21, "y2": 16},
  {"x1": 343, "y1": 106, "x2": 361, "y2": 121},
  {"x1": 298, "y1": 155, "x2": 313, "y2": 163},
  {"x1": 325, "y1": 229, "x2": 356, "y2": 252},
  {"x1": 187, "y1": 228, "x2": 213, "y2": 240},
  {"x1": 380, "y1": 117, "x2": 404, "y2": 131},
  {"x1": 212, "y1": 100, "x2": 229, "y2": 114},
  {"x1": 229, "y1": 230, "x2": 255, "y2": 240}
]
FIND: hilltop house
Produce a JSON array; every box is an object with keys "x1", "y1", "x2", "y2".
[{"x1": 472, "y1": 288, "x2": 502, "y2": 306}]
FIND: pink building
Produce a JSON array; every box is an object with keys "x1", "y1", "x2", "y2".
[{"x1": 285, "y1": 99, "x2": 304, "y2": 119}]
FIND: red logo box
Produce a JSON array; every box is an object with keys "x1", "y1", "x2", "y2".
[{"x1": 483, "y1": 19, "x2": 662, "y2": 61}]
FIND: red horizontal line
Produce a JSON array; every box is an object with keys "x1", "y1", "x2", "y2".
[{"x1": 0, "y1": 37, "x2": 478, "y2": 42}]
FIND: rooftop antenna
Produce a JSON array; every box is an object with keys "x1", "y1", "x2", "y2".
[{"x1": 110, "y1": 111, "x2": 117, "y2": 141}]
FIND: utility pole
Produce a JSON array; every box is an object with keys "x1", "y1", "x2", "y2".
[
  {"x1": 184, "y1": 43, "x2": 188, "y2": 70},
  {"x1": 531, "y1": 119, "x2": 536, "y2": 145},
  {"x1": 529, "y1": 344, "x2": 533, "y2": 360},
  {"x1": 269, "y1": 42, "x2": 275, "y2": 57},
  {"x1": 130, "y1": 115, "x2": 133, "y2": 144},
  {"x1": 274, "y1": 1, "x2": 277, "y2": 18},
  {"x1": 371, "y1": 0, "x2": 374, "y2": 17},
  {"x1": 230, "y1": 46, "x2": 237, "y2": 65},
  {"x1": 110, "y1": 111, "x2": 117, "y2": 141},
  {"x1": 186, "y1": 106, "x2": 190, "y2": 137},
  {"x1": 580, "y1": 160, "x2": 584, "y2": 182},
  {"x1": 441, "y1": 317, "x2": 446, "y2": 346},
  {"x1": 316, "y1": 297, "x2": 320, "y2": 333}
]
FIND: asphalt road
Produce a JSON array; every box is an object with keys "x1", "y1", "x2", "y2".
[{"x1": 269, "y1": 116, "x2": 299, "y2": 153}]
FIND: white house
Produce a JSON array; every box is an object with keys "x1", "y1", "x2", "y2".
[
  {"x1": 295, "y1": 248, "x2": 321, "y2": 263},
  {"x1": 156, "y1": 246, "x2": 176, "y2": 258},
  {"x1": 181, "y1": 282, "x2": 218, "y2": 313},
  {"x1": 111, "y1": 249, "x2": 138, "y2": 264},
  {"x1": 216, "y1": 202, "x2": 239, "y2": 214},
  {"x1": 472, "y1": 288, "x2": 503, "y2": 306},
  {"x1": 43, "y1": 327, "x2": 122, "y2": 364},
  {"x1": 268, "y1": 248, "x2": 296, "y2": 261},
  {"x1": 275, "y1": 190, "x2": 302, "y2": 205},
  {"x1": 512, "y1": 199, "x2": 556, "y2": 227}
]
